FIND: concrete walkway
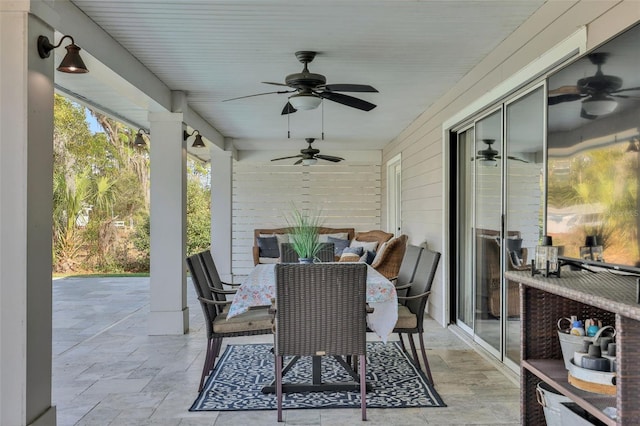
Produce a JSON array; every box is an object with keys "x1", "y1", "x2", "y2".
[{"x1": 52, "y1": 277, "x2": 520, "y2": 425}]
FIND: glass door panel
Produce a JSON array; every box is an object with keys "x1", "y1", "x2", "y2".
[
  {"x1": 456, "y1": 129, "x2": 474, "y2": 330},
  {"x1": 474, "y1": 110, "x2": 503, "y2": 355},
  {"x1": 504, "y1": 87, "x2": 545, "y2": 365}
]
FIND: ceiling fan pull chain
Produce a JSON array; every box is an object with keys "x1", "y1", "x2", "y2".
[
  {"x1": 322, "y1": 101, "x2": 324, "y2": 140},
  {"x1": 287, "y1": 113, "x2": 290, "y2": 139}
]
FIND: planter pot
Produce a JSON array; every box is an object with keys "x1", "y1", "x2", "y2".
[{"x1": 299, "y1": 258, "x2": 313, "y2": 264}]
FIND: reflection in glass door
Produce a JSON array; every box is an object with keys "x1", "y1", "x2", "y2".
[
  {"x1": 504, "y1": 87, "x2": 544, "y2": 366},
  {"x1": 474, "y1": 110, "x2": 503, "y2": 356}
]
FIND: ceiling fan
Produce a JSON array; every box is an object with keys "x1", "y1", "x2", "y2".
[
  {"x1": 474, "y1": 139, "x2": 528, "y2": 165},
  {"x1": 548, "y1": 52, "x2": 640, "y2": 119},
  {"x1": 223, "y1": 51, "x2": 378, "y2": 115},
  {"x1": 271, "y1": 138, "x2": 344, "y2": 165}
]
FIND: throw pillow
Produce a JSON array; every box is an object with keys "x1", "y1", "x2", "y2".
[
  {"x1": 509, "y1": 250, "x2": 522, "y2": 267},
  {"x1": 506, "y1": 237, "x2": 523, "y2": 258},
  {"x1": 350, "y1": 239, "x2": 378, "y2": 253},
  {"x1": 257, "y1": 236, "x2": 279, "y2": 258},
  {"x1": 318, "y1": 232, "x2": 349, "y2": 243},
  {"x1": 339, "y1": 246, "x2": 364, "y2": 262},
  {"x1": 359, "y1": 250, "x2": 376, "y2": 265},
  {"x1": 371, "y1": 241, "x2": 388, "y2": 265},
  {"x1": 327, "y1": 236, "x2": 350, "y2": 256}
]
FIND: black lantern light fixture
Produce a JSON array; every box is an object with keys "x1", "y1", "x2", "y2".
[
  {"x1": 134, "y1": 129, "x2": 149, "y2": 148},
  {"x1": 37, "y1": 35, "x2": 89, "y2": 73},
  {"x1": 184, "y1": 129, "x2": 206, "y2": 148}
]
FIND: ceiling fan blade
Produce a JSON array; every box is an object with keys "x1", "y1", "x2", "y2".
[
  {"x1": 271, "y1": 154, "x2": 303, "y2": 161},
  {"x1": 281, "y1": 102, "x2": 297, "y2": 115},
  {"x1": 294, "y1": 159, "x2": 303, "y2": 165},
  {"x1": 580, "y1": 107, "x2": 598, "y2": 120},
  {"x1": 611, "y1": 86, "x2": 640, "y2": 94},
  {"x1": 262, "y1": 81, "x2": 289, "y2": 87},
  {"x1": 315, "y1": 154, "x2": 344, "y2": 162},
  {"x1": 222, "y1": 90, "x2": 293, "y2": 102},
  {"x1": 316, "y1": 91, "x2": 376, "y2": 111},
  {"x1": 506, "y1": 155, "x2": 528, "y2": 163},
  {"x1": 322, "y1": 84, "x2": 378, "y2": 93},
  {"x1": 548, "y1": 94, "x2": 584, "y2": 105},
  {"x1": 548, "y1": 85, "x2": 582, "y2": 95}
]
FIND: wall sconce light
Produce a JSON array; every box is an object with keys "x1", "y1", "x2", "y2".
[
  {"x1": 184, "y1": 129, "x2": 206, "y2": 148},
  {"x1": 532, "y1": 235, "x2": 560, "y2": 277},
  {"x1": 580, "y1": 235, "x2": 604, "y2": 262},
  {"x1": 37, "y1": 35, "x2": 89, "y2": 73},
  {"x1": 134, "y1": 129, "x2": 149, "y2": 148}
]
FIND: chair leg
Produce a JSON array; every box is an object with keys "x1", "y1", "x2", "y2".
[
  {"x1": 359, "y1": 354, "x2": 367, "y2": 421},
  {"x1": 407, "y1": 333, "x2": 419, "y2": 366},
  {"x1": 397, "y1": 332, "x2": 407, "y2": 352},
  {"x1": 418, "y1": 331, "x2": 434, "y2": 385},
  {"x1": 199, "y1": 338, "x2": 215, "y2": 391},
  {"x1": 276, "y1": 355, "x2": 283, "y2": 422}
]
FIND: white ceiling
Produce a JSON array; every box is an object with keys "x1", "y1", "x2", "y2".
[{"x1": 56, "y1": 0, "x2": 547, "y2": 155}]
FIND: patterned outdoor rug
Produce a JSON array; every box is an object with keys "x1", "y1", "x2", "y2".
[{"x1": 190, "y1": 341, "x2": 446, "y2": 411}]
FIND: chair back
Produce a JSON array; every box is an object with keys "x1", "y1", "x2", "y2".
[
  {"x1": 280, "y1": 242, "x2": 335, "y2": 263},
  {"x1": 274, "y1": 263, "x2": 368, "y2": 357},
  {"x1": 186, "y1": 254, "x2": 219, "y2": 336},
  {"x1": 404, "y1": 248, "x2": 441, "y2": 317},
  {"x1": 396, "y1": 244, "x2": 424, "y2": 286},
  {"x1": 198, "y1": 249, "x2": 227, "y2": 301}
]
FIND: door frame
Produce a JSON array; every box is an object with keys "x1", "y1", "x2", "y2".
[{"x1": 386, "y1": 153, "x2": 402, "y2": 235}]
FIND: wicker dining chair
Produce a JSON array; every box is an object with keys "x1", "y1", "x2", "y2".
[
  {"x1": 186, "y1": 254, "x2": 273, "y2": 391},
  {"x1": 273, "y1": 263, "x2": 369, "y2": 422},
  {"x1": 279, "y1": 242, "x2": 335, "y2": 263},
  {"x1": 394, "y1": 247, "x2": 441, "y2": 384}
]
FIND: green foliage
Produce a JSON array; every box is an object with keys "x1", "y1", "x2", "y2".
[
  {"x1": 186, "y1": 160, "x2": 211, "y2": 256},
  {"x1": 284, "y1": 205, "x2": 324, "y2": 260}
]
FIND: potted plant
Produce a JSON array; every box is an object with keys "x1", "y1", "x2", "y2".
[{"x1": 285, "y1": 205, "x2": 324, "y2": 263}]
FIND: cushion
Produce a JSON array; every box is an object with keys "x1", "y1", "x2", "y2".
[
  {"x1": 212, "y1": 308, "x2": 273, "y2": 333},
  {"x1": 371, "y1": 241, "x2": 388, "y2": 265},
  {"x1": 509, "y1": 250, "x2": 522, "y2": 267},
  {"x1": 327, "y1": 236, "x2": 350, "y2": 256},
  {"x1": 360, "y1": 250, "x2": 376, "y2": 265},
  {"x1": 350, "y1": 239, "x2": 378, "y2": 253},
  {"x1": 505, "y1": 237, "x2": 523, "y2": 257},
  {"x1": 396, "y1": 305, "x2": 418, "y2": 329},
  {"x1": 260, "y1": 233, "x2": 290, "y2": 248},
  {"x1": 258, "y1": 257, "x2": 280, "y2": 264},
  {"x1": 257, "y1": 236, "x2": 279, "y2": 258},
  {"x1": 339, "y1": 246, "x2": 364, "y2": 262},
  {"x1": 318, "y1": 232, "x2": 349, "y2": 243}
]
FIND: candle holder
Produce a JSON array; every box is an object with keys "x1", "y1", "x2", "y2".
[
  {"x1": 531, "y1": 236, "x2": 560, "y2": 277},
  {"x1": 580, "y1": 235, "x2": 603, "y2": 262}
]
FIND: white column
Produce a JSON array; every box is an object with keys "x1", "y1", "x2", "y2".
[
  {"x1": 0, "y1": 6, "x2": 56, "y2": 426},
  {"x1": 210, "y1": 150, "x2": 233, "y2": 282},
  {"x1": 148, "y1": 112, "x2": 188, "y2": 335}
]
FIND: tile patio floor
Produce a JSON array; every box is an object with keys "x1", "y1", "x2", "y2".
[{"x1": 52, "y1": 277, "x2": 521, "y2": 425}]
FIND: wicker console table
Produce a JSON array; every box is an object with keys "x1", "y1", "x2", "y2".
[{"x1": 505, "y1": 269, "x2": 640, "y2": 425}]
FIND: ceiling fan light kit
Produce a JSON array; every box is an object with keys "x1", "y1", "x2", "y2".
[
  {"x1": 301, "y1": 158, "x2": 318, "y2": 166},
  {"x1": 581, "y1": 95, "x2": 618, "y2": 116},
  {"x1": 288, "y1": 93, "x2": 322, "y2": 110}
]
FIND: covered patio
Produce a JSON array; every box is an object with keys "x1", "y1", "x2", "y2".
[
  {"x1": 3, "y1": 1, "x2": 640, "y2": 425},
  {"x1": 52, "y1": 276, "x2": 519, "y2": 425}
]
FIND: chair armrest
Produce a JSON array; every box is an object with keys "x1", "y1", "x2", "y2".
[
  {"x1": 197, "y1": 296, "x2": 231, "y2": 307},
  {"x1": 253, "y1": 246, "x2": 260, "y2": 265},
  {"x1": 397, "y1": 290, "x2": 431, "y2": 301},
  {"x1": 210, "y1": 287, "x2": 237, "y2": 295},
  {"x1": 366, "y1": 304, "x2": 374, "y2": 314},
  {"x1": 394, "y1": 283, "x2": 412, "y2": 291},
  {"x1": 221, "y1": 281, "x2": 241, "y2": 287}
]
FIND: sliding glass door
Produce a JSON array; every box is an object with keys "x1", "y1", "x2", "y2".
[{"x1": 455, "y1": 85, "x2": 545, "y2": 368}]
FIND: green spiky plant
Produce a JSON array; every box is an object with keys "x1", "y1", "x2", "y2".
[{"x1": 285, "y1": 205, "x2": 324, "y2": 261}]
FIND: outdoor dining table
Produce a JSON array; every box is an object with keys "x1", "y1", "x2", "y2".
[
  {"x1": 227, "y1": 263, "x2": 398, "y2": 342},
  {"x1": 226, "y1": 262, "x2": 399, "y2": 394}
]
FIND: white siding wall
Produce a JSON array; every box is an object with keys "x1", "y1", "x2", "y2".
[
  {"x1": 380, "y1": 1, "x2": 640, "y2": 326},
  {"x1": 232, "y1": 161, "x2": 382, "y2": 277}
]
